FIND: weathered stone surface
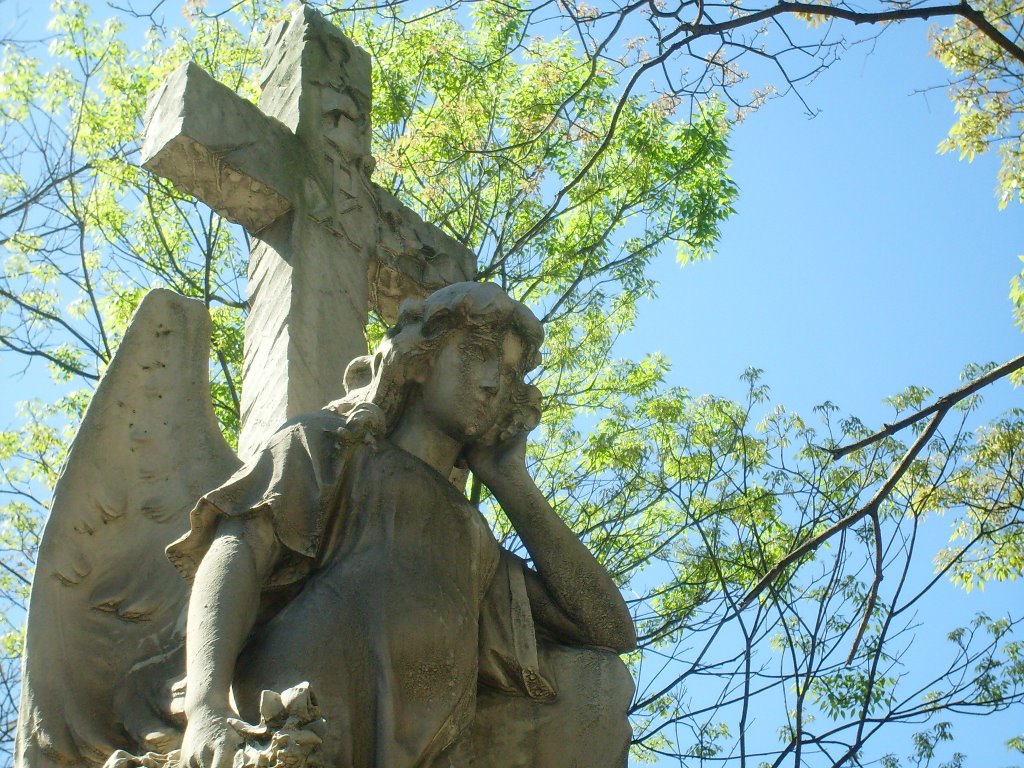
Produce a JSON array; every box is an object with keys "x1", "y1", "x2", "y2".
[
  {"x1": 15, "y1": 283, "x2": 637, "y2": 768},
  {"x1": 140, "y1": 5, "x2": 475, "y2": 458},
  {"x1": 141, "y1": 62, "x2": 304, "y2": 233},
  {"x1": 169, "y1": 282, "x2": 637, "y2": 768},
  {"x1": 102, "y1": 683, "x2": 326, "y2": 768},
  {"x1": 15, "y1": 291, "x2": 240, "y2": 768},
  {"x1": 369, "y1": 185, "x2": 481, "y2": 321}
]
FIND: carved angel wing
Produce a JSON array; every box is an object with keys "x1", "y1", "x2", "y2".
[{"x1": 16, "y1": 290, "x2": 241, "y2": 768}]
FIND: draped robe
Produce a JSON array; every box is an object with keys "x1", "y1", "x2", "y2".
[{"x1": 167, "y1": 411, "x2": 632, "y2": 767}]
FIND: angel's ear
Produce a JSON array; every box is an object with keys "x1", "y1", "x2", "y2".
[
  {"x1": 406, "y1": 353, "x2": 434, "y2": 385},
  {"x1": 343, "y1": 355, "x2": 375, "y2": 393}
]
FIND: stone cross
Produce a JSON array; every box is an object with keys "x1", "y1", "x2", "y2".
[{"x1": 141, "y1": 5, "x2": 476, "y2": 458}]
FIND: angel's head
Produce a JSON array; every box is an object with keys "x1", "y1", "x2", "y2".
[{"x1": 326, "y1": 282, "x2": 543, "y2": 446}]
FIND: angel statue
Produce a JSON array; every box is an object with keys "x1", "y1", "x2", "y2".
[{"x1": 16, "y1": 282, "x2": 637, "y2": 768}]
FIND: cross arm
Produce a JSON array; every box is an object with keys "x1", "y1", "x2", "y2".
[
  {"x1": 141, "y1": 61, "x2": 309, "y2": 233},
  {"x1": 369, "y1": 184, "x2": 478, "y2": 322}
]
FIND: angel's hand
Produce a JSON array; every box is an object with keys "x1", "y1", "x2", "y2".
[
  {"x1": 466, "y1": 430, "x2": 531, "y2": 495},
  {"x1": 180, "y1": 706, "x2": 241, "y2": 768}
]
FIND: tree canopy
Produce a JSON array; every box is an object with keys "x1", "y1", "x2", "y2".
[{"x1": 0, "y1": 0, "x2": 1022, "y2": 766}]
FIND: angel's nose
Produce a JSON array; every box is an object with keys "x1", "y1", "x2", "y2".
[{"x1": 479, "y1": 359, "x2": 500, "y2": 394}]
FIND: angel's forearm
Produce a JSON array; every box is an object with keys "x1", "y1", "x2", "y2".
[
  {"x1": 490, "y1": 475, "x2": 636, "y2": 652},
  {"x1": 184, "y1": 527, "x2": 261, "y2": 715}
]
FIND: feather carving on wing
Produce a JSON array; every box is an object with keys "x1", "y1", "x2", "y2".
[{"x1": 16, "y1": 290, "x2": 241, "y2": 768}]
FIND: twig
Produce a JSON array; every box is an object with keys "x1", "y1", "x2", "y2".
[
  {"x1": 741, "y1": 407, "x2": 945, "y2": 609},
  {"x1": 847, "y1": 510, "x2": 883, "y2": 664},
  {"x1": 214, "y1": 348, "x2": 240, "y2": 421}
]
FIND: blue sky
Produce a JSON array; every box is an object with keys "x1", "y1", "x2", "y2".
[{"x1": 627, "y1": 23, "x2": 1022, "y2": 422}]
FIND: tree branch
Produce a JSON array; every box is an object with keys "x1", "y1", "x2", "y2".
[
  {"x1": 741, "y1": 405, "x2": 945, "y2": 609},
  {"x1": 846, "y1": 510, "x2": 883, "y2": 664},
  {"x1": 824, "y1": 352, "x2": 1024, "y2": 461},
  {"x1": 684, "y1": 2, "x2": 1024, "y2": 66}
]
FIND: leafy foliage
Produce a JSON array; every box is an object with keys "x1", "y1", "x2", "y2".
[
  {"x1": 929, "y1": 0, "x2": 1024, "y2": 334},
  {"x1": 0, "y1": 1, "x2": 1022, "y2": 767},
  {"x1": 930, "y1": 0, "x2": 1024, "y2": 211}
]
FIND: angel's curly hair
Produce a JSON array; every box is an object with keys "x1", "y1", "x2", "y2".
[{"x1": 325, "y1": 282, "x2": 544, "y2": 443}]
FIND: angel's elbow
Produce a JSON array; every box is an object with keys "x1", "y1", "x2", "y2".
[
  {"x1": 587, "y1": 613, "x2": 637, "y2": 654},
  {"x1": 609, "y1": 618, "x2": 638, "y2": 653}
]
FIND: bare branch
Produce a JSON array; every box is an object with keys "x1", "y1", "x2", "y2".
[
  {"x1": 741, "y1": 406, "x2": 945, "y2": 609},
  {"x1": 846, "y1": 510, "x2": 883, "y2": 664},
  {"x1": 825, "y1": 352, "x2": 1024, "y2": 461}
]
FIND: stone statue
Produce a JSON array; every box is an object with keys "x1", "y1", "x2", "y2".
[{"x1": 16, "y1": 283, "x2": 636, "y2": 768}]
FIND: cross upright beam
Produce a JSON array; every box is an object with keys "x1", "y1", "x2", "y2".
[{"x1": 141, "y1": 6, "x2": 476, "y2": 458}]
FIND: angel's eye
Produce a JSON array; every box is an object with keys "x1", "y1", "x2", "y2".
[{"x1": 466, "y1": 337, "x2": 500, "y2": 358}]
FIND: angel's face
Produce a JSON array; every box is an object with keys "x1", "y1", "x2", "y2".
[{"x1": 415, "y1": 327, "x2": 525, "y2": 444}]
